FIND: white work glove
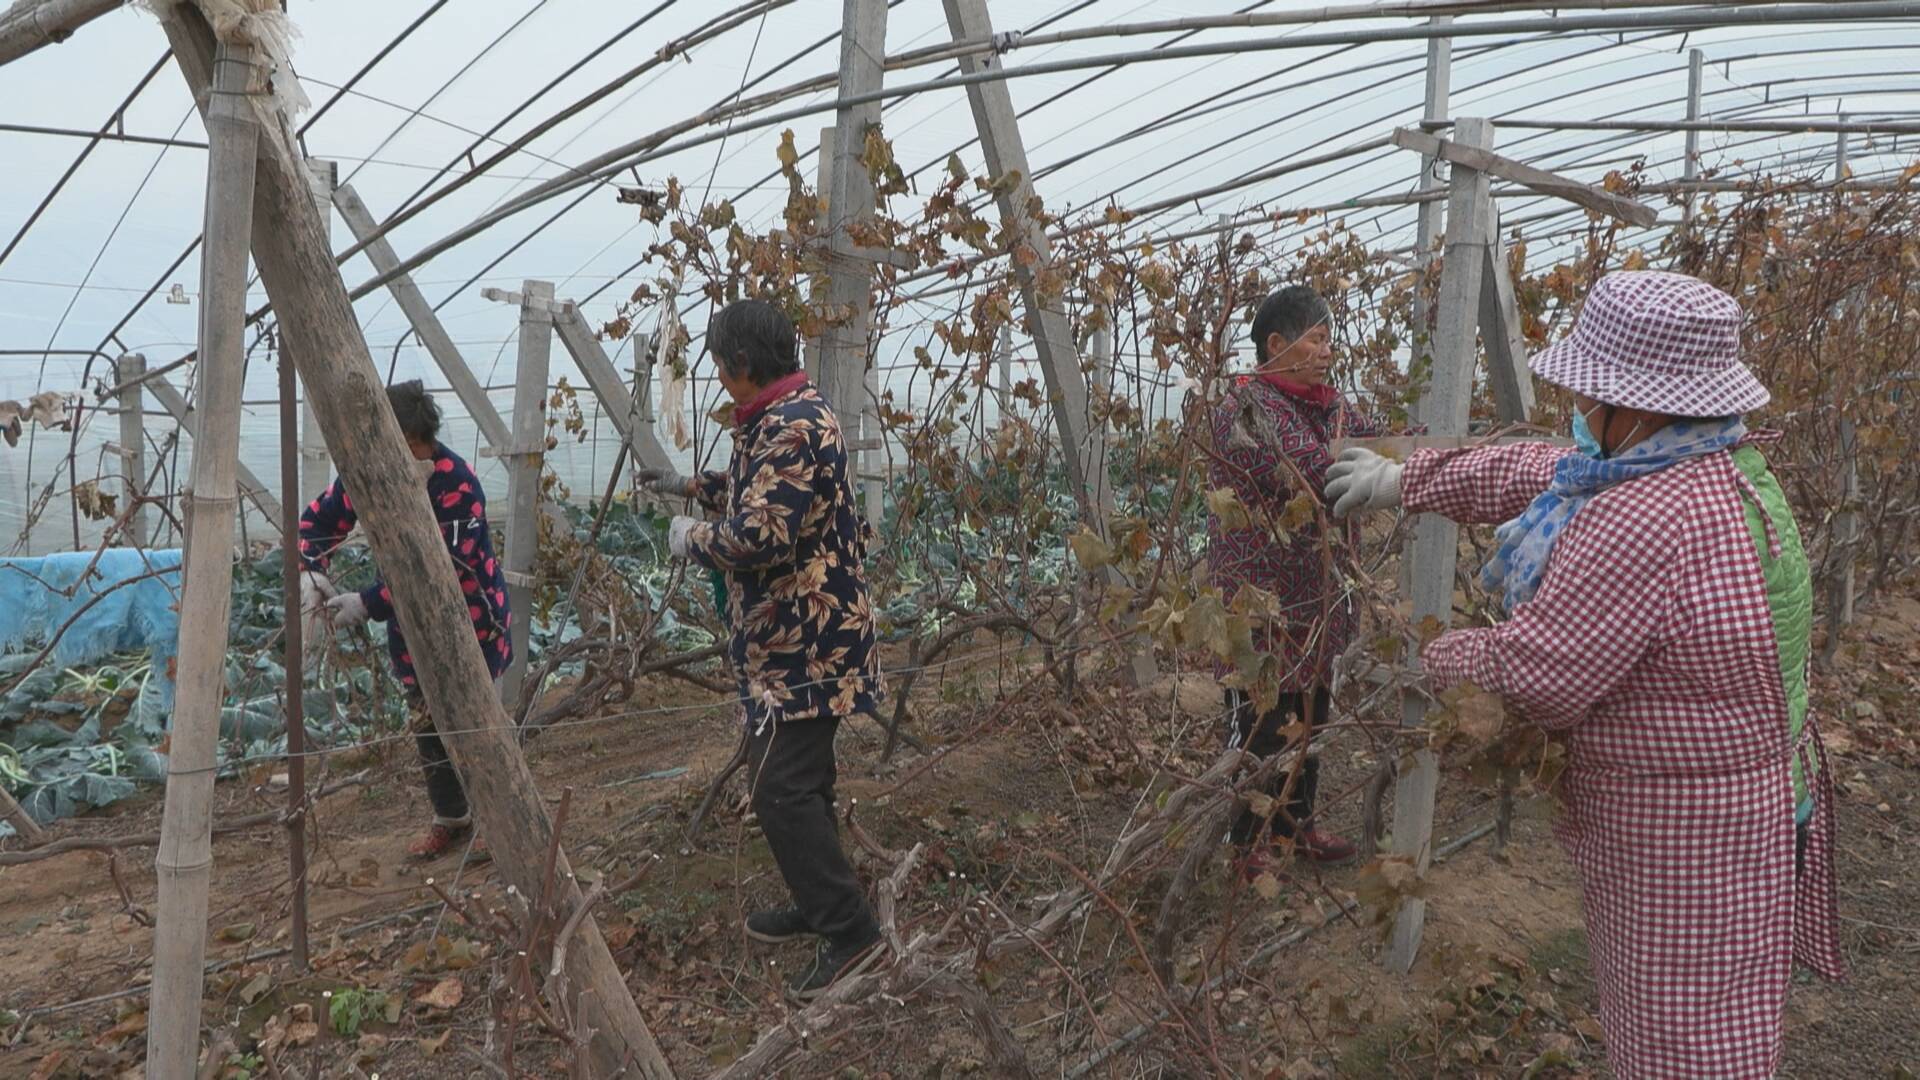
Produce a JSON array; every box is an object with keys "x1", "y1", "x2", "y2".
[
  {"x1": 299, "y1": 569, "x2": 337, "y2": 611},
  {"x1": 1324, "y1": 448, "x2": 1403, "y2": 518},
  {"x1": 326, "y1": 590, "x2": 370, "y2": 630},
  {"x1": 637, "y1": 467, "x2": 695, "y2": 499},
  {"x1": 667, "y1": 515, "x2": 698, "y2": 559},
  {"x1": 299, "y1": 571, "x2": 337, "y2": 656}
]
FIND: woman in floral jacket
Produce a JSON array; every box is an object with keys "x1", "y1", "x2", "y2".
[
  {"x1": 640, "y1": 298, "x2": 883, "y2": 1002},
  {"x1": 1207, "y1": 285, "x2": 1381, "y2": 872}
]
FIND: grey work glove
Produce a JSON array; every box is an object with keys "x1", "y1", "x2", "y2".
[
  {"x1": 667, "y1": 516, "x2": 698, "y2": 559},
  {"x1": 1325, "y1": 448, "x2": 1403, "y2": 518},
  {"x1": 326, "y1": 590, "x2": 370, "y2": 630},
  {"x1": 636, "y1": 467, "x2": 695, "y2": 499}
]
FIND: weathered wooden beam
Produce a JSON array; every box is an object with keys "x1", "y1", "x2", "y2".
[
  {"x1": 332, "y1": 182, "x2": 511, "y2": 449},
  {"x1": 1391, "y1": 126, "x2": 1659, "y2": 228},
  {"x1": 1409, "y1": 15, "x2": 1451, "y2": 427},
  {"x1": 550, "y1": 300, "x2": 675, "y2": 473},
  {"x1": 0, "y1": 0, "x2": 122, "y2": 67},
  {"x1": 147, "y1": 36, "x2": 258, "y2": 1080},
  {"x1": 154, "y1": 10, "x2": 674, "y2": 1077}
]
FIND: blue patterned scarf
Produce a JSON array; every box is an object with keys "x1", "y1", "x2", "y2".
[{"x1": 1482, "y1": 417, "x2": 1748, "y2": 613}]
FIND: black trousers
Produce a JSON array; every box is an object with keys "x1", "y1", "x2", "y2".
[
  {"x1": 746, "y1": 716, "x2": 878, "y2": 946},
  {"x1": 1224, "y1": 687, "x2": 1330, "y2": 845},
  {"x1": 410, "y1": 694, "x2": 469, "y2": 822}
]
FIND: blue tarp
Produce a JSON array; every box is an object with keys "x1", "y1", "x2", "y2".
[{"x1": 0, "y1": 548, "x2": 183, "y2": 711}]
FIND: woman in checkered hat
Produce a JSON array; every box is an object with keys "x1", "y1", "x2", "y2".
[{"x1": 1327, "y1": 270, "x2": 1845, "y2": 1078}]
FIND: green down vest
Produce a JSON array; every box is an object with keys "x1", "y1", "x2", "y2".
[{"x1": 1733, "y1": 446, "x2": 1817, "y2": 820}]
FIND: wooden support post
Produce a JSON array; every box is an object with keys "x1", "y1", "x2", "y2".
[
  {"x1": 501, "y1": 280, "x2": 553, "y2": 707},
  {"x1": 301, "y1": 159, "x2": 336, "y2": 498},
  {"x1": 1090, "y1": 313, "x2": 1112, "y2": 403},
  {"x1": 994, "y1": 323, "x2": 1012, "y2": 426},
  {"x1": 802, "y1": 125, "x2": 835, "y2": 387},
  {"x1": 1831, "y1": 121, "x2": 1860, "y2": 632},
  {"x1": 156, "y1": 9, "x2": 673, "y2": 1076},
  {"x1": 819, "y1": 3, "x2": 889, "y2": 532},
  {"x1": 147, "y1": 372, "x2": 284, "y2": 532},
  {"x1": 551, "y1": 300, "x2": 675, "y2": 472},
  {"x1": 116, "y1": 352, "x2": 147, "y2": 546},
  {"x1": 1386, "y1": 117, "x2": 1498, "y2": 975},
  {"x1": 1683, "y1": 48, "x2": 1703, "y2": 223},
  {"x1": 944, "y1": 0, "x2": 1156, "y2": 686},
  {"x1": 820, "y1": 3, "x2": 885, "y2": 419},
  {"x1": 1835, "y1": 111, "x2": 1851, "y2": 182},
  {"x1": 1411, "y1": 15, "x2": 1451, "y2": 427},
  {"x1": 147, "y1": 39, "x2": 259, "y2": 1080},
  {"x1": 1833, "y1": 417, "x2": 1859, "y2": 630},
  {"x1": 630, "y1": 331, "x2": 656, "y2": 493},
  {"x1": 332, "y1": 181, "x2": 511, "y2": 450},
  {"x1": 862, "y1": 360, "x2": 884, "y2": 525}
]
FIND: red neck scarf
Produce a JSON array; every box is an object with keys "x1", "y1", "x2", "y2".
[
  {"x1": 734, "y1": 372, "x2": 810, "y2": 425},
  {"x1": 1251, "y1": 371, "x2": 1339, "y2": 408}
]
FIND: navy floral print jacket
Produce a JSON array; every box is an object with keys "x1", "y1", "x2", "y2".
[
  {"x1": 297, "y1": 442, "x2": 513, "y2": 689},
  {"x1": 686, "y1": 379, "x2": 882, "y2": 728}
]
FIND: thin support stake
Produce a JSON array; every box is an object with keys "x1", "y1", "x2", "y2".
[
  {"x1": 501, "y1": 280, "x2": 553, "y2": 707},
  {"x1": 116, "y1": 352, "x2": 148, "y2": 546},
  {"x1": 279, "y1": 347, "x2": 309, "y2": 973}
]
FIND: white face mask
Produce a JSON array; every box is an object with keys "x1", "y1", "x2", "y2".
[{"x1": 413, "y1": 457, "x2": 437, "y2": 484}]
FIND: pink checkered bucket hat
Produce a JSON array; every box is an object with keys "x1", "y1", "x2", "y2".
[{"x1": 1530, "y1": 270, "x2": 1769, "y2": 416}]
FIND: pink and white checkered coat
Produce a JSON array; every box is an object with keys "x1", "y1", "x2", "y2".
[{"x1": 1404, "y1": 439, "x2": 1845, "y2": 1080}]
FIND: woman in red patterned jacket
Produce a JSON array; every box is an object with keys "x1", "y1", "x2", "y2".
[
  {"x1": 1207, "y1": 285, "x2": 1381, "y2": 874},
  {"x1": 298, "y1": 381, "x2": 512, "y2": 860}
]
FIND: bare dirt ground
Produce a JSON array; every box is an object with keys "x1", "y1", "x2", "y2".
[{"x1": 1, "y1": 603, "x2": 1915, "y2": 1079}]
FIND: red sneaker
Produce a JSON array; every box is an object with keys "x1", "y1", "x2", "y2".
[
  {"x1": 1235, "y1": 846, "x2": 1286, "y2": 884},
  {"x1": 1291, "y1": 829, "x2": 1358, "y2": 864},
  {"x1": 407, "y1": 822, "x2": 469, "y2": 860}
]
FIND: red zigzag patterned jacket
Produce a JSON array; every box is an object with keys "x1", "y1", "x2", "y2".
[{"x1": 298, "y1": 443, "x2": 514, "y2": 690}]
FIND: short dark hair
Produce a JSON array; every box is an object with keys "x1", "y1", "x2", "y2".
[
  {"x1": 387, "y1": 379, "x2": 441, "y2": 444},
  {"x1": 707, "y1": 299, "x2": 800, "y2": 385},
  {"x1": 1250, "y1": 285, "x2": 1331, "y2": 360}
]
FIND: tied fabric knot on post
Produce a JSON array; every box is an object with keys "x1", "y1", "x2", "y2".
[{"x1": 138, "y1": 1, "x2": 309, "y2": 143}]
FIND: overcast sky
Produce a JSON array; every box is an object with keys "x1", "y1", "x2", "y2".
[{"x1": 2, "y1": 1, "x2": 1917, "y2": 548}]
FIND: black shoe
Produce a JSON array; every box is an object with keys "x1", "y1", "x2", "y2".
[
  {"x1": 785, "y1": 933, "x2": 882, "y2": 1002},
  {"x1": 744, "y1": 907, "x2": 811, "y2": 944}
]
